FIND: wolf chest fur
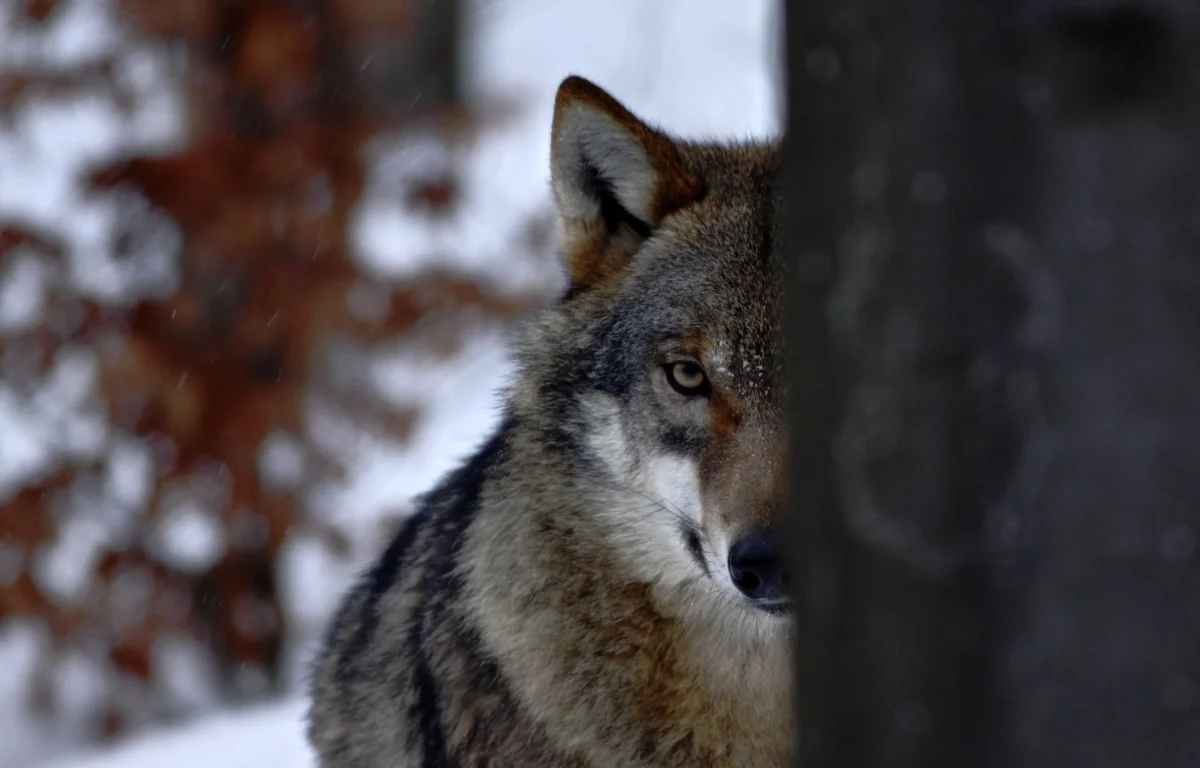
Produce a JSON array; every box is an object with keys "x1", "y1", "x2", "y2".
[{"x1": 307, "y1": 75, "x2": 793, "y2": 767}]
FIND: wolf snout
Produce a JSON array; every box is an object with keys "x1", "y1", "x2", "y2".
[{"x1": 727, "y1": 531, "x2": 792, "y2": 609}]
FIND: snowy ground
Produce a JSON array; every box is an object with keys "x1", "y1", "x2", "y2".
[
  {"x1": 42, "y1": 699, "x2": 314, "y2": 768},
  {"x1": 4, "y1": 0, "x2": 781, "y2": 764}
]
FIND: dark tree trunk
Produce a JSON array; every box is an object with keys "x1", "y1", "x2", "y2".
[{"x1": 783, "y1": 2, "x2": 1200, "y2": 766}]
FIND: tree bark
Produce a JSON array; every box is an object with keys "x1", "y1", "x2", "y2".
[{"x1": 784, "y1": 2, "x2": 1200, "y2": 766}]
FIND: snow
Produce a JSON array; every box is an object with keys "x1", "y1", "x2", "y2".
[
  {"x1": 0, "y1": 346, "x2": 108, "y2": 503},
  {"x1": 147, "y1": 499, "x2": 227, "y2": 575},
  {"x1": 0, "y1": 621, "x2": 57, "y2": 768},
  {"x1": 257, "y1": 431, "x2": 309, "y2": 494},
  {"x1": 149, "y1": 635, "x2": 222, "y2": 715},
  {"x1": 2, "y1": 0, "x2": 782, "y2": 764},
  {"x1": 0, "y1": 386, "x2": 56, "y2": 497},
  {"x1": 104, "y1": 437, "x2": 155, "y2": 511},
  {"x1": 0, "y1": 0, "x2": 122, "y2": 69},
  {"x1": 31, "y1": 513, "x2": 113, "y2": 604},
  {"x1": 40, "y1": 699, "x2": 315, "y2": 768},
  {"x1": 0, "y1": 250, "x2": 48, "y2": 333},
  {"x1": 316, "y1": 323, "x2": 516, "y2": 542}
]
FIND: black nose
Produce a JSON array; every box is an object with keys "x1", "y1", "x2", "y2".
[{"x1": 727, "y1": 531, "x2": 791, "y2": 604}]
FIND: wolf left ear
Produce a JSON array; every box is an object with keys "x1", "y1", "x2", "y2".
[{"x1": 550, "y1": 76, "x2": 705, "y2": 294}]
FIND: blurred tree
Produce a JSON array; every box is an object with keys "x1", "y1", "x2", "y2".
[
  {"x1": 0, "y1": 0, "x2": 560, "y2": 756},
  {"x1": 785, "y1": 0, "x2": 1200, "y2": 766}
]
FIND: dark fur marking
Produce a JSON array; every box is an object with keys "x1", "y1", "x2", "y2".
[
  {"x1": 660, "y1": 425, "x2": 703, "y2": 455},
  {"x1": 407, "y1": 417, "x2": 514, "y2": 764},
  {"x1": 758, "y1": 200, "x2": 775, "y2": 268},
  {"x1": 559, "y1": 279, "x2": 583, "y2": 304},
  {"x1": 582, "y1": 159, "x2": 653, "y2": 241},
  {"x1": 581, "y1": 312, "x2": 638, "y2": 400},
  {"x1": 531, "y1": 313, "x2": 639, "y2": 463},
  {"x1": 412, "y1": 629, "x2": 450, "y2": 767},
  {"x1": 334, "y1": 506, "x2": 425, "y2": 679},
  {"x1": 683, "y1": 525, "x2": 710, "y2": 578},
  {"x1": 585, "y1": 359, "x2": 633, "y2": 397}
]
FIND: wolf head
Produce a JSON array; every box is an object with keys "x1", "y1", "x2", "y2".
[{"x1": 513, "y1": 76, "x2": 786, "y2": 625}]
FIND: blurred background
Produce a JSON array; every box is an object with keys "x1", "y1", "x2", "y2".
[{"x1": 0, "y1": 1, "x2": 782, "y2": 765}]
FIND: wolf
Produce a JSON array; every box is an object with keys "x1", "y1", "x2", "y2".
[{"x1": 307, "y1": 75, "x2": 792, "y2": 767}]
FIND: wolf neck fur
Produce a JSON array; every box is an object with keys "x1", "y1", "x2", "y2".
[{"x1": 457, "y1": 415, "x2": 792, "y2": 763}]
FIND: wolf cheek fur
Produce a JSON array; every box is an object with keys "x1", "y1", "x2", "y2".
[{"x1": 307, "y1": 75, "x2": 793, "y2": 767}]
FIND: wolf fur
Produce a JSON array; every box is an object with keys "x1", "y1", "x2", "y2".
[{"x1": 307, "y1": 75, "x2": 792, "y2": 767}]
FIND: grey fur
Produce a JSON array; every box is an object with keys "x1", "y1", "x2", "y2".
[{"x1": 307, "y1": 76, "x2": 792, "y2": 767}]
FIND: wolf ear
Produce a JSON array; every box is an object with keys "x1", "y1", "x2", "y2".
[{"x1": 550, "y1": 76, "x2": 705, "y2": 294}]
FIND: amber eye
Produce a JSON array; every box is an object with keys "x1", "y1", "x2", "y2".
[{"x1": 665, "y1": 361, "x2": 710, "y2": 396}]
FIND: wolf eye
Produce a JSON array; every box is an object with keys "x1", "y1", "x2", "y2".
[{"x1": 665, "y1": 362, "x2": 710, "y2": 396}]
